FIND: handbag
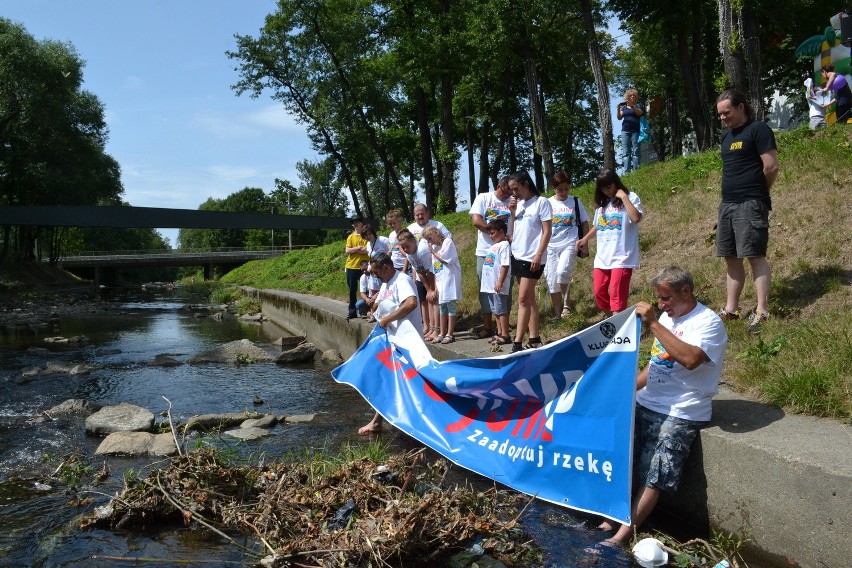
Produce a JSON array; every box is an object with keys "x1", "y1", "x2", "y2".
[{"x1": 574, "y1": 197, "x2": 589, "y2": 258}]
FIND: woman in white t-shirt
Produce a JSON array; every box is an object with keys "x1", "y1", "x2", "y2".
[
  {"x1": 576, "y1": 168, "x2": 643, "y2": 316},
  {"x1": 508, "y1": 170, "x2": 552, "y2": 353},
  {"x1": 545, "y1": 170, "x2": 589, "y2": 319}
]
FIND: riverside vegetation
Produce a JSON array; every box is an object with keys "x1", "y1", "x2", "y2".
[{"x1": 221, "y1": 125, "x2": 851, "y2": 424}]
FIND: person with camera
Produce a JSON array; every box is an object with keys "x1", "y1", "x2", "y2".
[{"x1": 617, "y1": 88, "x2": 644, "y2": 173}]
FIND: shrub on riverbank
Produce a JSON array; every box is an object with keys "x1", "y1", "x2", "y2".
[{"x1": 222, "y1": 126, "x2": 851, "y2": 422}]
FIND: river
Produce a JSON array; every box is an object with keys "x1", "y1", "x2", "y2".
[{"x1": 0, "y1": 292, "x2": 633, "y2": 567}]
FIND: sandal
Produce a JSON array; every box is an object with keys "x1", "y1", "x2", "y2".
[
  {"x1": 494, "y1": 335, "x2": 512, "y2": 345},
  {"x1": 431, "y1": 335, "x2": 444, "y2": 344},
  {"x1": 510, "y1": 342, "x2": 524, "y2": 354},
  {"x1": 477, "y1": 328, "x2": 495, "y2": 339},
  {"x1": 441, "y1": 335, "x2": 455, "y2": 344},
  {"x1": 524, "y1": 337, "x2": 544, "y2": 349}
]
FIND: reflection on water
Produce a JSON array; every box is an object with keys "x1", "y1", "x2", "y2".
[{"x1": 0, "y1": 296, "x2": 629, "y2": 567}]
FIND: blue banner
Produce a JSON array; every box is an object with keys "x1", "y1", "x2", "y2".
[{"x1": 332, "y1": 309, "x2": 640, "y2": 524}]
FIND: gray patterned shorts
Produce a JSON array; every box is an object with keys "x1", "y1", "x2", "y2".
[{"x1": 634, "y1": 405, "x2": 703, "y2": 494}]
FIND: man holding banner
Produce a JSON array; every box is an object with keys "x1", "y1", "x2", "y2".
[
  {"x1": 357, "y1": 252, "x2": 422, "y2": 435},
  {"x1": 600, "y1": 267, "x2": 727, "y2": 547}
]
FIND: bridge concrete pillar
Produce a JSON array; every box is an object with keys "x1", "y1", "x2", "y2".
[
  {"x1": 204, "y1": 264, "x2": 213, "y2": 281},
  {"x1": 93, "y1": 266, "x2": 101, "y2": 290}
]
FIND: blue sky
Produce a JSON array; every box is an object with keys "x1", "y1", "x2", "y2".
[
  {"x1": 3, "y1": 1, "x2": 628, "y2": 247},
  {"x1": 2, "y1": 0, "x2": 315, "y2": 246}
]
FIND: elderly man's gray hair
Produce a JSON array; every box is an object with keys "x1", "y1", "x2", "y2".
[{"x1": 649, "y1": 266, "x2": 694, "y2": 291}]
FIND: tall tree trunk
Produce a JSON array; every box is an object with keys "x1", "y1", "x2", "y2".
[
  {"x1": 466, "y1": 119, "x2": 476, "y2": 205},
  {"x1": 743, "y1": 7, "x2": 765, "y2": 121},
  {"x1": 439, "y1": 71, "x2": 457, "y2": 212},
  {"x1": 579, "y1": 0, "x2": 615, "y2": 171},
  {"x1": 353, "y1": 161, "x2": 375, "y2": 221},
  {"x1": 415, "y1": 86, "x2": 436, "y2": 210},
  {"x1": 310, "y1": 14, "x2": 410, "y2": 218},
  {"x1": 718, "y1": 0, "x2": 747, "y2": 91},
  {"x1": 676, "y1": 28, "x2": 712, "y2": 150},
  {"x1": 478, "y1": 120, "x2": 491, "y2": 193},
  {"x1": 666, "y1": 89, "x2": 682, "y2": 158}
]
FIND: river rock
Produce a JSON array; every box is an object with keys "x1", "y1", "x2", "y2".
[
  {"x1": 224, "y1": 426, "x2": 271, "y2": 440},
  {"x1": 44, "y1": 361, "x2": 75, "y2": 374},
  {"x1": 238, "y1": 313, "x2": 263, "y2": 322},
  {"x1": 272, "y1": 335, "x2": 307, "y2": 348},
  {"x1": 69, "y1": 364, "x2": 100, "y2": 376},
  {"x1": 321, "y1": 349, "x2": 344, "y2": 365},
  {"x1": 47, "y1": 399, "x2": 102, "y2": 418},
  {"x1": 20, "y1": 366, "x2": 41, "y2": 378},
  {"x1": 283, "y1": 413, "x2": 316, "y2": 424},
  {"x1": 275, "y1": 343, "x2": 318, "y2": 364},
  {"x1": 95, "y1": 348, "x2": 122, "y2": 356},
  {"x1": 210, "y1": 311, "x2": 225, "y2": 321},
  {"x1": 186, "y1": 339, "x2": 274, "y2": 365},
  {"x1": 44, "y1": 336, "x2": 69, "y2": 344},
  {"x1": 95, "y1": 432, "x2": 177, "y2": 456},
  {"x1": 85, "y1": 403, "x2": 154, "y2": 435},
  {"x1": 241, "y1": 414, "x2": 277, "y2": 429},
  {"x1": 185, "y1": 412, "x2": 262, "y2": 432},
  {"x1": 147, "y1": 354, "x2": 182, "y2": 367}
]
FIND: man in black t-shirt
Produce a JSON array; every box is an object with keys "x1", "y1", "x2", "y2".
[{"x1": 715, "y1": 89, "x2": 778, "y2": 334}]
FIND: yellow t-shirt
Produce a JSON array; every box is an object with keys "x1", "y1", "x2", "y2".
[{"x1": 345, "y1": 232, "x2": 369, "y2": 269}]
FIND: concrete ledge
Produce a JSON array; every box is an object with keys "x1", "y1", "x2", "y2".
[{"x1": 258, "y1": 288, "x2": 851, "y2": 568}]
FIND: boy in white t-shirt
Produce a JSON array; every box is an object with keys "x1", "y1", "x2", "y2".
[
  {"x1": 423, "y1": 225, "x2": 462, "y2": 344},
  {"x1": 480, "y1": 219, "x2": 512, "y2": 344}
]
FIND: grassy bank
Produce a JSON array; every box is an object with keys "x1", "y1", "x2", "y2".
[{"x1": 222, "y1": 125, "x2": 851, "y2": 423}]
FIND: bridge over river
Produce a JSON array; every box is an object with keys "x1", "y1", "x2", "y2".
[{"x1": 1, "y1": 205, "x2": 367, "y2": 283}]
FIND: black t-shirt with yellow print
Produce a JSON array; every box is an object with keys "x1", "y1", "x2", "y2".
[{"x1": 720, "y1": 119, "x2": 776, "y2": 205}]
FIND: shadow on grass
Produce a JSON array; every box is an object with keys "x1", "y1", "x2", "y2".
[{"x1": 772, "y1": 265, "x2": 850, "y2": 315}]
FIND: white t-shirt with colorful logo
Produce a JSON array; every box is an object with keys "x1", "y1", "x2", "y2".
[
  {"x1": 636, "y1": 302, "x2": 728, "y2": 422},
  {"x1": 387, "y1": 230, "x2": 406, "y2": 270},
  {"x1": 407, "y1": 220, "x2": 451, "y2": 241},
  {"x1": 480, "y1": 240, "x2": 511, "y2": 296},
  {"x1": 548, "y1": 195, "x2": 588, "y2": 251},
  {"x1": 593, "y1": 192, "x2": 643, "y2": 269},
  {"x1": 470, "y1": 191, "x2": 512, "y2": 257},
  {"x1": 510, "y1": 195, "x2": 553, "y2": 262},
  {"x1": 367, "y1": 236, "x2": 390, "y2": 290},
  {"x1": 376, "y1": 271, "x2": 422, "y2": 333},
  {"x1": 431, "y1": 238, "x2": 462, "y2": 302}
]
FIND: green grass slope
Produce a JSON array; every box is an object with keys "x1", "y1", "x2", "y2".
[{"x1": 222, "y1": 126, "x2": 851, "y2": 422}]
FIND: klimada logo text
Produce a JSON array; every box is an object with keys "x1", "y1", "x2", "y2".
[{"x1": 581, "y1": 320, "x2": 634, "y2": 356}]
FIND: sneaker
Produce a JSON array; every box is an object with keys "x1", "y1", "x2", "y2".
[
  {"x1": 717, "y1": 308, "x2": 741, "y2": 321},
  {"x1": 746, "y1": 311, "x2": 769, "y2": 334}
]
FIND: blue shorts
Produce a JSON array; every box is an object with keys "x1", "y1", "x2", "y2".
[
  {"x1": 439, "y1": 300, "x2": 458, "y2": 317},
  {"x1": 634, "y1": 405, "x2": 703, "y2": 494},
  {"x1": 487, "y1": 293, "x2": 510, "y2": 316}
]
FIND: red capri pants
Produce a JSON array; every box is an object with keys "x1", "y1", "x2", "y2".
[{"x1": 593, "y1": 268, "x2": 633, "y2": 312}]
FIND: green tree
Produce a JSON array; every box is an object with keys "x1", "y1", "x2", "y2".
[{"x1": 0, "y1": 19, "x2": 122, "y2": 262}]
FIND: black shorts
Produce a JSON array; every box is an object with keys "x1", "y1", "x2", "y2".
[
  {"x1": 415, "y1": 280, "x2": 427, "y2": 302},
  {"x1": 716, "y1": 200, "x2": 769, "y2": 258},
  {"x1": 511, "y1": 256, "x2": 545, "y2": 280}
]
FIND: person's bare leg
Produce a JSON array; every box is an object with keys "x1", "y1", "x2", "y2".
[
  {"x1": 550, "y1": 291, "x2": 563, "y2": 316},
  {"x1": 605, "y1": 486, "x2": 661, "y2": 546},
  {"x1": 446, "y1": 314, "x2": 457, "y2": 338},
  {"x1": 724, "y1": 256, "x2": 746, "y2": 312},
  {"x1": 748, "y1": 256, "x2": 771, "y2": 314},
  {"x1": 358, "y1": 413, "x2": 383, "y2": 434},
  {"x1": 514, "y1": 278, "x2": 534, "y2": 343}
]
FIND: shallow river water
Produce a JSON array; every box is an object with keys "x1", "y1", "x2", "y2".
[{"x1": 0, "y1": 294, "x2": 635, "y2": 567}]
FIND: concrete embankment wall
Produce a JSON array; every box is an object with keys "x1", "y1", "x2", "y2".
[{"x1": 257, "y1": 288, "x2": 851, "y2": 568}]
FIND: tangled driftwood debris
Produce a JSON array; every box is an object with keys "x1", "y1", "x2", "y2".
[{"x1": 81, "y1": 448, "x2": 540, "y2": 567}]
